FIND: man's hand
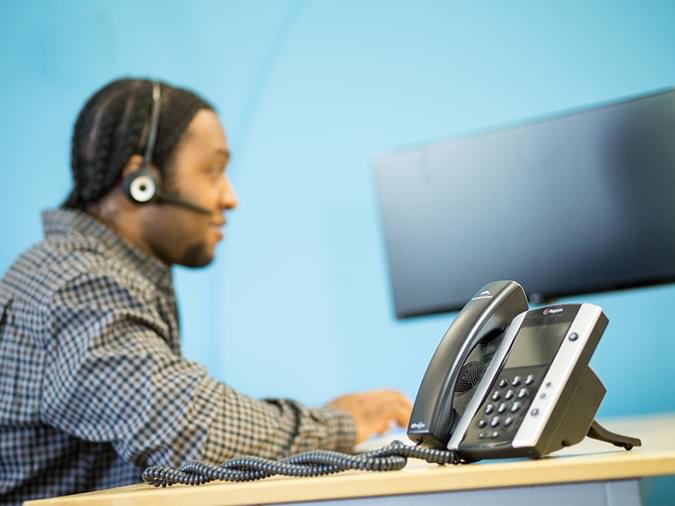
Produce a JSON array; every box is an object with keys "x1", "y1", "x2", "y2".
[{"x1": 327, "y1": 389, "x2": 413, "y2": 444}]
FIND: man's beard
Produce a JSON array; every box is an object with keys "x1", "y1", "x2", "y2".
[{"x1": 180, "y1": 240, "x2": 213, "y2": 268}]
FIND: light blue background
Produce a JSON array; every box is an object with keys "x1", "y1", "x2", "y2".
[{"x1": 1, "y1": 0, "x2": 674, "y2": 500}]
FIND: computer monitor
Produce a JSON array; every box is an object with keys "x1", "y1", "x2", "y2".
[{"x1": 373, "y1": 88, "x2": 675, "y2": 318}]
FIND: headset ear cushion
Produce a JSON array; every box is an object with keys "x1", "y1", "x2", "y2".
[{"x1": 126, "y1": 172, "x2": 158, "y2": 204}]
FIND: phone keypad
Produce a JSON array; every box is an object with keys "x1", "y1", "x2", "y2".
[{"x1": 465, "y1": 366, "x2": 548, "y2": 445}]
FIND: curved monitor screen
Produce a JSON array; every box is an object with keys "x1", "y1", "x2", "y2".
[{"x1": 373, "y1": 88, "x2": 675, "y2": 318}]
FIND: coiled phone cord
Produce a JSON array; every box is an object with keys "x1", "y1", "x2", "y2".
[{"x1": 142, "y1": 440, "x2": 461, "y2": 487}]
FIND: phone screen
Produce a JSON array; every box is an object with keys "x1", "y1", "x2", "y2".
[{"x1": 504, "y1": 321, "x2": 570, "y2": 368}]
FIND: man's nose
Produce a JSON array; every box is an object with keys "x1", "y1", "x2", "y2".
[{"x1": 220, "y1": 176, "x2": 238, "y2": 210}]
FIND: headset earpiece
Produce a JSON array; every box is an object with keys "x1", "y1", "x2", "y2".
[{"x1": 123, "y1": 169, "x2": 158, "y2": 204}]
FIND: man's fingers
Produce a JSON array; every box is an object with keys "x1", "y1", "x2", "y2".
[
  {"x1": 328, "y1": 389, "x2": 414, "y2": 442},
  {"x1": 384, "y1": 394, "x2": 413, "y2": 427},
  {"x1": 395, "y1": 407, "x2": 411, "y2": 428}
]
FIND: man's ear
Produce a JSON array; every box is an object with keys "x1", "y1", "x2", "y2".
[
  {"x1": 120, "y1": 155, "x2": 162, "y2": 180},
  {"x1": 121, "y1": 154, "x2": 146, "y2": 179}
]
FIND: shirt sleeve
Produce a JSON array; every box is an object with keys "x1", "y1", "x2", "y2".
[{"x1": 41, "y1": 270, "x2": 356, "y2": 468}]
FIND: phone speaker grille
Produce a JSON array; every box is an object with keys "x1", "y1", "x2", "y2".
[{"x1": 456, "y1": 361, "x2": 485, "y2": 393}]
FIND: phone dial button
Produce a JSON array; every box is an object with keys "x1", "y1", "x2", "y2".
[
  {"x1": 497, "y1": 402, "x2": 507, "y2": 414},
  {"x1": 485, "y1": 404, "x2": 495, "y2": 414},
  {"x1": 499, "y1": 379, "x2": 508, "y2": 388},
  {"x1": 511, "y1": 402, "x2": 521, "y2": 413},
  {"x1": 490, "y1": 417, "x2": 500, "y2": 427},
  {"x1": 491, "y1": 391, "x2": 501, "y2": 401},
  {"x1": 478, "y1": 419, "x2": 487, "y2": 428},
  {"x1": 525, "y1": 374, "x2": 535, "y2": 385},
  {"x1": 491, "y1": 431, "x2": 500, "y2": 439},
  {"x1": 504, "y1": 417, "x2": 513, "y2": 427},
  {"x1": 517, "y1": 388, "x2": 528, "y2": 399},
  {"x1": 505, "y1": 389, "x2": 515, "y2": 400},
  {"x1": 512, "y1": 376, "x2": 522, "y2": 386}
]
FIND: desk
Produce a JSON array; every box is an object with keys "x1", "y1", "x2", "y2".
[{"x1": 27, "y1": 414, "x2": 675, "y2": 506}]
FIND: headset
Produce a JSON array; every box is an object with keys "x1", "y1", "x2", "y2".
[{"x1": 122, "y1": 81, "x2": 212, "y2": 215}]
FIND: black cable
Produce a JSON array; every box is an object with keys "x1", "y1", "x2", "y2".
[{"x1": 142, "y1": 440, "x2": 462, "y2": 487}]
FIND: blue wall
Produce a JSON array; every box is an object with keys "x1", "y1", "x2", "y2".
[{"x1": 1, "y1": 0, "x2": 674, "y2": 418}]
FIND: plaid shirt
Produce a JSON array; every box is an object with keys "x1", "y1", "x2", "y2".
[{"x1": 0, "y1": 209, "x2": 355, "y2": 504}]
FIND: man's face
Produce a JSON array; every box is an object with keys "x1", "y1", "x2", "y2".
[{"x1": 141, "y1": 109, "x2": 238, "y2": 267}]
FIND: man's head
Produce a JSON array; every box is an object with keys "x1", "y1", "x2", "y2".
[{"x1": 65, "y1": 78, "x2": 237, "y2": 267}]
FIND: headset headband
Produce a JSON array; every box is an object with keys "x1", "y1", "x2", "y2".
[{"x1": 143, "y1": 81, "x2": 161, "y2": 168}]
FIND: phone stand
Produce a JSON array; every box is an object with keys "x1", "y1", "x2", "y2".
[
  {"x1": 586, "y1": 420, "x2": 642, "y2": 450},
  {"x1": 552, "y1": 367, "x2": 641, "y2": 453}
]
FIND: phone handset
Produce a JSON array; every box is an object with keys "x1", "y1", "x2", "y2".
[{"x1": 407, "y1": 280, "x2": 529, "y2": 448}]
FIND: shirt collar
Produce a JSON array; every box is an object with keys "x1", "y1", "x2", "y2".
[{"x1": 42, "y1": 208, "x2": 173, "y2": 290}]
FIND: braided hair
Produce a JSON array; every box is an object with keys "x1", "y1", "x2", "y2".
[{"x1": 64, "y1": 78, "x2": 213, "y2": 209}]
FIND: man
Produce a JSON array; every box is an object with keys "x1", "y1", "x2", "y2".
[{"x1": 0, "y1": 78, "x2": 411, "y2": 503}]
